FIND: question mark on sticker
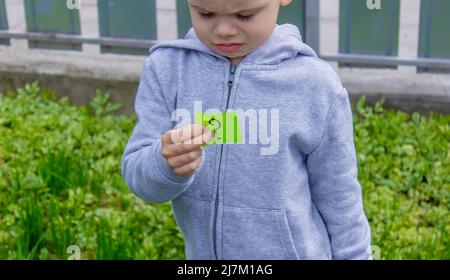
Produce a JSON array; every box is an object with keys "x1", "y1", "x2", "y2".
[{"x1": 208, "y1": 117, "x2": 221, "y2": 139}]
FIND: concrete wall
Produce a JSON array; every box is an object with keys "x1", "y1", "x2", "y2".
[{"x1": 0, "y1": 0, "x2": 449, "y2": 116}]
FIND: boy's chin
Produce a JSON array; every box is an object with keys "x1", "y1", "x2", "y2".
[
  {"x1": 225, "y1": 55, "x2": 244, "y2": 61},
  {"x1": 224, "y1": 53, "x2": 247, "y2": 63}
]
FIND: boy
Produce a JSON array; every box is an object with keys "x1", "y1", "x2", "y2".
[{"x1": 121, "y1": 0, "x2": 372, "y2": 260}]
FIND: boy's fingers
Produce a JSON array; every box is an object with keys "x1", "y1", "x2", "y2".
[
  {"x1": 173, "y1": 156, "x2": 202, "y2": 176},
  {"x1": 161, "y1": 141, "x2": 200, "y2": 158},
  {"x1": 183, "y1": 130, "x2": 213, "y2": 145},
  {"x1": 161, "y1": 125, "x2": 211, "y2": 158},
  {"x1": 167, "y1": 147, "x2": 203, "y2": 169},
  {"x1": 164, "y1": 124, "x2": 206, "y2": 144}
]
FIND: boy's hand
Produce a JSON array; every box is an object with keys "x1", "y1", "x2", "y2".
[{"x1": 160, "y1": 124, "x2": 213, "y2": 176}]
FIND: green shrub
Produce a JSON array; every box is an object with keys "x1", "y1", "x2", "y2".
[
  {"x1": 354, "y1": 97, "x2": 449, "y2": 259},
  {"x1": 0, "y1": 82, "x2": 448, "y2": 259},
  {"x1": 0, "y1": 82, "x2": 184, "y2": 259}
]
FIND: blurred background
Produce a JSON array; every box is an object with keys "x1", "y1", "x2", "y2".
[{"x1": 0, "y1": 0, "x2": 448, "y2": 260}]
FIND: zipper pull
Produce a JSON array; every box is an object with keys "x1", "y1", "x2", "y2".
[
  {"x1": 228, "y1": 64, "x2": 237, "y2": 87},
  {"x1": 230, "y1": 64, "x2": 237, "y2": 75}
]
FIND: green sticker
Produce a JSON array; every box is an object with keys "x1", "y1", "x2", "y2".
[{"x1": 195, "y1": 112, "x2": 243, "y2": 147}]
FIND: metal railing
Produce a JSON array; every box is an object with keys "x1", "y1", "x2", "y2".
[
  {"x1": 0, "y1": 0, "x2": 449, "y2": 70},
  {"x1": 0, "y1": 30, "x2": 158, "y2": 49}
]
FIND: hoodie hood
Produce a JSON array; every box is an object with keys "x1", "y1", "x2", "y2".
[{"x1": 150, "y1": 24, "x2": 318, "y2": 66}]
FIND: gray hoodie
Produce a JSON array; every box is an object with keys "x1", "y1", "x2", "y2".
[{"x1": 121, "y1": 24, "x2": 372, "y2": 260}]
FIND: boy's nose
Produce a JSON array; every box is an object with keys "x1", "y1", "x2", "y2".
[{"x1": 213, "y1": 20, "x2": 238, "y2": 38}]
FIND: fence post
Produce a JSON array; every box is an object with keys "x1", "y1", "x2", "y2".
[
  {"x1": 305, "y1": 0, "x2": 320, "y2": 54},
  {"x1": 320, "y1": 0, "x2": 339, "y2": 67},
  {"x1": 398, "y1": 0, "x2": 420, "y2": 73},
  {"x1": 156, "y1": 0, "x2": 177, "y2": 41},
  {"x1": 79, "y1": 0, "x2": 100, "y2": 54},
  {"x1": 4, "y1": 0, "x2": 28, "y2": 50}
]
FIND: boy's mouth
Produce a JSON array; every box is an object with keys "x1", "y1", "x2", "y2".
[{"x1": 215, "y1": 43, "x2": 244, "y2": 53}]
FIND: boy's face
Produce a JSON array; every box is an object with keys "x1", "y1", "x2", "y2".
[{"x1": 188, "y1": 0, "x2": 292, "y2": 65}]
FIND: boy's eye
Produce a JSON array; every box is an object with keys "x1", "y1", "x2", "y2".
[
  {"x1": 237, "y1": 14, "x2": 253, "y2": 21},
  {"x1": 198, "y1": 12, "x2": 253, "y2": 22},
  {"x1": 199, "y1": 12, "x2": 214, "y2": 19}
]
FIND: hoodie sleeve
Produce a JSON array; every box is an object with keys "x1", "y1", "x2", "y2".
[
  {"x1": 121, "y1": 55, "x2": 198, "y2": 204},
  {"x1": 305, "y1": 88, "x2": 372, "y2": 260}
]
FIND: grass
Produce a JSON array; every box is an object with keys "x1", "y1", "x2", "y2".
[
  {"x1": 354, "y1": 99, "x2": 450, "y2": 259},
  {"x1": 0, "y1": 82, "x2": 448, "y2": 259},
  {"x1": 0, "y1": 82, "x2": 184, "y2": 260}
]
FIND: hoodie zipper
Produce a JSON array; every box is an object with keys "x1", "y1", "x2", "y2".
[{"x1": 213, "y1": 63, "x2": 237, "y2": 259}]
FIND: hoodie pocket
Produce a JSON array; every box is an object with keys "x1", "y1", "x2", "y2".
[{"x1": 221, "y1": 206, "x2": 300, "y2": 260}]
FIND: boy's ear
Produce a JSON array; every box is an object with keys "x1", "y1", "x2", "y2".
[{"x1": 280, "y1": 0, "x2": 293, "y2": 7}]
